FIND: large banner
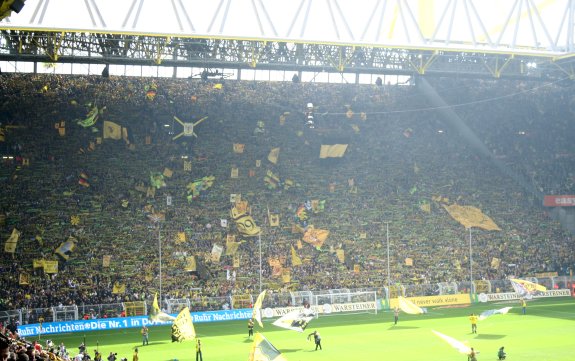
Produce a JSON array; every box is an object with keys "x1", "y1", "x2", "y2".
[
  {"x1": 478, "y1": 289, "x2": 571, "y2": 302},
  {"x1": 543, "y1": 195, "x2": 575, "y2": 207},
  {"x1": 18, "y1": 309, "x2": 253, "y2": 337},
  {"x1": 262, "y1": 302, "x2": 377, "y2": 318},
  {"x1": 389, "y1": 294, "x2": 471, "y2": 308}
]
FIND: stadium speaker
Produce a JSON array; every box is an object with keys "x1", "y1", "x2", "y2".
[
  {"x1": 9, "y1": 0, "x2": 25, "y2": 13},
  {"x1": 101, "y1": 64, "x2": 109, "y2": 78}
]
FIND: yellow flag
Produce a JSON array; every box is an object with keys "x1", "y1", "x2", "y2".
[
  {"x1": 398, "y1": 296, "x2": 425, "y2": 314},
  {"x1": 4, "y1": 228, "x2": 20, "y2": 253},
  {"x1": 233, "y1": 254, "x2": 240, "y2": 268},
  {"x1": 269, "y1": 214, "x2": 280, "y2": 227},
  {"x1": 112, "y1": 282, "x2": 126, "y2": 294},
  {"x1": 302, "y1": 227, "x2": 330, "y2": 249},
  {"x1": 55, "y1": 237, "x2": 77, "y2": 261},
  {"x1": 122, "y1": 127, "x2": 129, "y2": 144},
  {"x1": 19, "y1": 273, "x2": 30, "y2": 285},
  {"x1": 226, "y1": 237, "x2": 241, "y2": 256},
  {"x1": 231, "y1": 206, "x2": 261, "y2": 237},
  {"x1": 281, "y1": 269, "x2": 291, "y2": 283},
  {"x1": 267, "y1": 147, "x2": 280, "y2": 164},
  {"x1": 213, "y1": 83, "x2": 223, "y2": 89},
  {"x1": 211, "y1": 244, "x2": 223, "y2": 262},
  {"x1": 491, "y1": 257, "x2": 500, "y2": 269},
  {"x1": 176, "y1": 232, "x2": 186, "y2": 244},
  {"x1": 185, "y1": 256, "x2": 197, "y2": 272},
  {"x1": 248, "y1": 333, "x2": 287, "y2": 361},
  {"x1": 419, "y1": 203, "x2": 431, "y2": 213},
  {"x1": 510, "y1": 278, "x2": 546, "y2": 295},
  {"x1": 103, "y1": 121, "x2": 122, "y2": 140},
  {"x1": 102, "y1": 255, "x2": 111, "y2": 267},
  {"x1": 319, "y1": 144, "x2": 348, "y2": 158},
  {"x1": 163, "y1": 168, "x2": 173, "y2": 178},
  {"x1": 33, "y1": 259, "x2": 45, "y2": 268},
  {"x1": 291, "y1": 246, "x2": 302, "y2": 266},
  {"x1": 336, "y1": 249, "x2": 345, "y2": 263},
  {"x1": 171, "y1": 307, "x2": 196, "y2": 342},
  {"x1": 233, "y1": 143, "x2": 245, "y2": 153},
  {"x1": 252, "y1": 290, "x2": 266, "y2": 328},
  {"x1": 443, "y1": 204, "x2": 501, "y2": 231}
]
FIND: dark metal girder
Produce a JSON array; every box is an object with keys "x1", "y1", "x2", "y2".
[{"x1": 0, "y1": 30, "x2": 571, "y2": 80}]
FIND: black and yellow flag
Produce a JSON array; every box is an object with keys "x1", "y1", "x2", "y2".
[
  {"x1": 103, "y1": 121, "x2": 122, "y2": 140},
  {"x1": 171, "y1": 307, "x2": 196, "y2": 342},
  {"x1": 230, "y1": 206, "x2": 261, "y2": 237},
  {"x1": 248, "y1": 333, "x2": 287, "y2": 361}
]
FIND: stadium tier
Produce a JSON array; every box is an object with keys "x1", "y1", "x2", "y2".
[{"x1": 0, "y1": 74, "x2": 574, "y2": 320}]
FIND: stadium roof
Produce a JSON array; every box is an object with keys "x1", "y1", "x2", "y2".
[{"x1": 0, "y1": 0, "x2": 574, "y2": 78}]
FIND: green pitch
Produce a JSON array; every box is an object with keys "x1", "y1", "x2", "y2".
[{"x1": 42, "y1": 297, "x2": 574, "y2": 361}]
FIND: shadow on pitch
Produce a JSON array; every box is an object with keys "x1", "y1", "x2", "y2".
[
  {"x1": 387, "y1": 325, "x2": 420, "y2": 330},
  {"x1": 474, "y1": 334, "x2": 506, "y2": 340},
  {"x1": 280, "y1": 348, "x2": 304, "y2": 353}
]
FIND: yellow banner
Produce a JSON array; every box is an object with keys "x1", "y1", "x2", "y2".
[
  {"x1": 443, "y1": 204, "x2": 501, "y2": 231},
  {"x1": 33, "y1": 259, "x2": 44, "y2": 268},
  {"x1": 211, "y1": 244, "x2": 223, "y2": 263},
  {"x1": 43, "y1": 260, "x2": 59, "y2": 274},
  {"x1": 102, "y1": 255, "x2": 111, "y2": 267},
  {"x1": 390, "y1": 294, "x2": 471, "y2": 308},
  {"x1": 319, "y1": 144, "x2": 348, "y2": 158},
  {"x1": 19, "y1": 273, "x2": 30, "y2": 285}
]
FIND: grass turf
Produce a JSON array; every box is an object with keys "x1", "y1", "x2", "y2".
[{"x1": 39, "y1": 297, "x2": 574, "y2": 361}]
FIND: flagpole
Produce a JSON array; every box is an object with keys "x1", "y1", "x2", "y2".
[
  {"x1": 158, "y1": 222, "x2": 162, "y2": 302},
  {"x1": 258, "y1": 233, "x2": 262, "y2": 293},
  {"x1": 386, "y1": 222, "x2": 390, "y2": 288},
  {"x1": 469, "y1": 227, "x2": 473, "y2": 294}
]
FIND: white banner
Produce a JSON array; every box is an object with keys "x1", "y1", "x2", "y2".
[
  {"x1": 478, "y1": 289, "x2": 570, "y2": 302},
  {"x1": 262, "y1": 302, "x2": 376, "y2": 318}
]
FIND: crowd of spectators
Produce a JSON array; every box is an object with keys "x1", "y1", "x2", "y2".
[{"x1": 0, "y1": 73, "x2": 573, "y2": 318}]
